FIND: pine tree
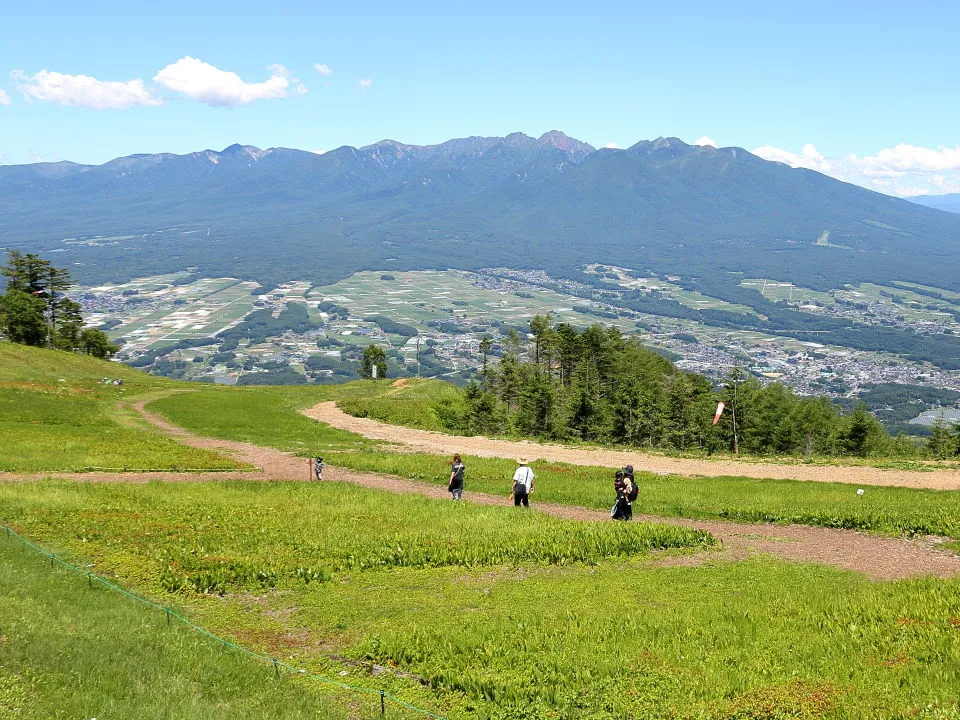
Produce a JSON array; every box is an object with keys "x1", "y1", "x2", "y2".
[
  {"x1": 0, "y1": 289, "x2": 47, "y2": 346},
  {"x1": 927, "y1": 418, "x2": 955, "y2": 459},
  {"x1": 359, "y1": 345, "x2": 387, "y2": 379},
  {"x1": 1, "y1": 251, "x2": 79, "y2": 349}
]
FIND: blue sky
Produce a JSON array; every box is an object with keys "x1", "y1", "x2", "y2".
[{"x1": 2, "y1": 0, "x2": 959, "y2": 196}]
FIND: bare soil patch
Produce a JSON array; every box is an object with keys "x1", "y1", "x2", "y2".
[{"x1": 303, "y1": 401, "x2": 960, "y2": 491}]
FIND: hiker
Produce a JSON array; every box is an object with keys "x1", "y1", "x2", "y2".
[
  {"x1": 512, "y1": 458, "x2": 534, "y2": 508},
  {"x1": 448, "y1": 454, "x2": 465, "y2": 500},
  {"x1": 313, "y1": 457, "x2": 324, "y2": 481},
  {"x1": 618, "y1": 465, "x2": 638, "y2": 521},
  {"x1": 611, "y1": 470, "x2": 630, "y2": 520}
]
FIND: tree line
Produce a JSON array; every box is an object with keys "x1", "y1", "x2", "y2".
[
  {"x1": 438, "y1": 315, "x2": 954, "y2": 459},
  {"x1": 0, "y1": 251, "x2": 118, "y2": 358}
]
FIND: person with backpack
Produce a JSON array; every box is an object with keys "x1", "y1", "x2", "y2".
[
  {"x1": 313, "y1": 457, "x2": 324, "y2": 481},
  {"x1": 448, "y1": 454, "x2": 465, "y2": 500},
  {"x1": 512, "y1": 458, "x2": 534, "y2": 507},
  {"x1": 611, "y1": 469, "x2": 629, "y2": 520},
  {"x1": 623, "y1": 465, "x2": 637, "y2": 519},
  {"x1": 612, "y1": 465, "x2": 637, "y2": 520}
]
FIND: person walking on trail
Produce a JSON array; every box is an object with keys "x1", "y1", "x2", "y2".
[
  {"x1": 512, "y1": 458, "x2": 534, "y2": 508},
  {"x1": 611, "y1": 465, "x2": 637, "y2": 521},
  {"x1": 313, "y1": 457, "x2": 324, "y2": 481},
  {"x1": 449, "y1": 454, "x2": 465, "y2": 500},
  {"x1": 611, "y1": 470, "x2": 630, "y2": 520}
]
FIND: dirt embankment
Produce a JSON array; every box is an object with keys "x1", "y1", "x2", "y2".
[{"x1": 302, "y1": 401, "x2": 960, "y2": 491}]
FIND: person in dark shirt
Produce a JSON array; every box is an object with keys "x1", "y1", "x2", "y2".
[
  {"x1": 611, "y1": 468, "x2": 634, "y2": 520},
  {"x1": 448, "y1": 454, "x2": 465, "y2": 500}
]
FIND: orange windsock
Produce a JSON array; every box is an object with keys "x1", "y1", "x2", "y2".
[{"x1": 712, "y1": 401, "x2": 725, "y2": 425}]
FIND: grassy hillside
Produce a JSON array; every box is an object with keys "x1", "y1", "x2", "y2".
[
  {"x1": 4, "y1": 349, "x2": 960, "y2": 717},
  {"x1": 0, "y1": 342, "x2": 245, "y2": 472},
  {"x1": 335, "y1": 378, "x2": 465, "y2": 432},
  {"x1": 3, "y1": 481, "x2": 959, "y2": 719},
  {"x1": 149, "y1": 382, "x2": 960, "y2": 540},
  {"x1": 0, "y1": 538, "x2": 354, "y2": 720}
]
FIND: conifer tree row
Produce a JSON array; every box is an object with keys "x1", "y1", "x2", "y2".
[
  {"x1": 450, "y1": 314, "x2": 929, "y2": 458},
  {"x1": 0, "y1": 250, "x2": 118, "y2": 358}
]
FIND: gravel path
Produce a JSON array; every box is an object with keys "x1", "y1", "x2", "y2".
[
  {"x1": 3, "y1": 397, "x2": 959, "y2": 580},
  {"x1": 303, "y1": 401, "x2": 960, "y2": 490}
]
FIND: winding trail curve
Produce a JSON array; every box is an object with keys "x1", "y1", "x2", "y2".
[
  {"x1": 2, "y1": 397, "x2": 959, "y2": 580},
  {"x1": 303, "y1": 401, "x2": 960, "y2": 491}
]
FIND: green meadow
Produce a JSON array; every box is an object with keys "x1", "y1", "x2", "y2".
[
  {"x1": 2, "y1": 481, "x2": 960, "y2": 719},
  {"x1": 3, "y1": 342, "x2": 960, "y2": 718},
  {"x1": 0, "y1": 343, "x2": 244, "y2": 472},
  {"x1": 0, "y1": 537, "x2": 359, "y2": 720},
  {"x1": 149, "y1": 384, "x2": 960, "y2": 540}
]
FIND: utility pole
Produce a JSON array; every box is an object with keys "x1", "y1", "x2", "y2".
[{"x1": 731, "y1": 368, "x2": 740, "y2": 455}]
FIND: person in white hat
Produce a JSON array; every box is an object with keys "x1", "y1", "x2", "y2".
[{"x1": 511, "y1": 458, "x2": 534, "y2": 508}]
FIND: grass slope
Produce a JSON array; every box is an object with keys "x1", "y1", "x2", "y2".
[
  {"x1": 2, "y1": 482, "x2": 959, "y2": 719},
  {"x1": 0, "y1": 537, "x2": 365, "y2": 720},
  {"x1": 0, "y1": 342, "x2": 244, "y2": 472},
  {"x1": 0, "y1": 481, "x2": 711, "y2": 593},
  {"x1": 149, "y1": 384, "x2": 960, "y2": 540}
]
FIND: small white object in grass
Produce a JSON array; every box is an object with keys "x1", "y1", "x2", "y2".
[{"x1": 856, "y1": 488, "x2": 865, "y2": 496}]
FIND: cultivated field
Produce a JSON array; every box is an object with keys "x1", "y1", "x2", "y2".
[
  {"x1": 81, "y1": 274, "x2": 260, "y2": 352},
  {"x1": 309, "y1": 269, "x2": 641, "y2": 337}
]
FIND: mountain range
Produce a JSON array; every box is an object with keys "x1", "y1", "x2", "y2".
[
  {"x1": 910, "y1": 193, "x2": 960, "y2": 214},
  {"x1": 2, "y1": 131, "x2": 960, "y2": 301}
]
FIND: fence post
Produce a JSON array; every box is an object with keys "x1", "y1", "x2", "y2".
[
  {"x1": 273, "y1": 659, "x2": 280, "y2": 678},
  {"x1": 380, "y1": 689, "x2": 386, "y2": 717}
]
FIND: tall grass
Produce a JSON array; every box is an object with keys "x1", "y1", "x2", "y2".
[
  {"x1": 0, "y1": 538, "x2": 377, "y2": 720},
  {"x1": 0, "y1": 481, "x2": 711, "y2": 596},
  {"x1": 3, "y1": 481, "x2": 960, "y2": 719}
]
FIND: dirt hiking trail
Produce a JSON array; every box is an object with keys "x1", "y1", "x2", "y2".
[
  {"x1": 303, "y1": 401, "x2": 960, "y2": 491},
  {"x1": 3, "y1": 398, "x2": 960, "y2": 581}
]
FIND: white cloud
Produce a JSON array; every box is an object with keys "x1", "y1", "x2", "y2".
[
  {"x1": 604, "y1": 142, "x2": 619, "y2": 149},
  {"x1": 313, "y1": 63, "x2": 332, "y2": 76},
  {"x1": 752, "y1": 143, "x2": 830, "y2": 174},
  {"x1": 358, "y1": 78, "x2": 373, "y2": 90},
  {"x1": 154, "y1": 57, "x2": 305, "y2": 107},
  {"x1": 312, "y1": 149, "x2": 326, "y2": 155},
  {"x1": 694, "y1": 136, "x2": 717, "y2": 147},
  {"x1": 10, "y1": 69, "x2": 161, "y2": 109},
  {"x1": 0, "y1": 89, "x2": 9, "y2": 106},
  {"x1": 752, "y1": 142, "x2": 960, "y2": 197}
]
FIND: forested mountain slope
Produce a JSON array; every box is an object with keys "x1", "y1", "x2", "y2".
[{"x1": 3, "y1": 132, "x2": 959, "y2": 295}]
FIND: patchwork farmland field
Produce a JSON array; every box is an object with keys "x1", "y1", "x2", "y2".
[
  {"x1": 81, "y1": 273, "x2": 260, "y2": 353},
  {"x1": 309, "y1": 269, "x2": 641, "y2": 334}
]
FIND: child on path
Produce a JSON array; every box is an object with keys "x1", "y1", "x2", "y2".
[
  {"x1": 449, "y1": 454, "x2": 465, "y2": 500},
  {"x1": 313, "y1": 457, "x2": 324, "y2": 481},
  {"x1": 512, "y1": 458, "x2": 534, "y2": 508}
]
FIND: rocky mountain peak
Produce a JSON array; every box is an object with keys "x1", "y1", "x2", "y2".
[{"x1": 537, "y1": 130, "x2": 596, "y2": 159}]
